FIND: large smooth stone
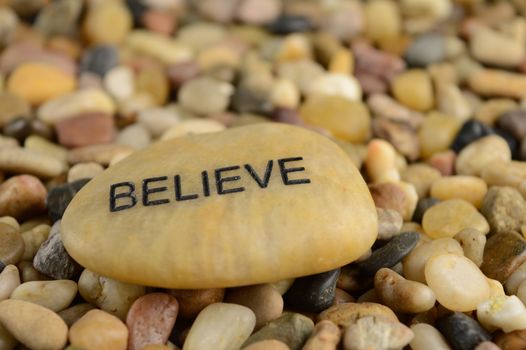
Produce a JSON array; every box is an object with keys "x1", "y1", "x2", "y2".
[{"x1": 61, "y1": 124, "x2": 377, "y2": 288}]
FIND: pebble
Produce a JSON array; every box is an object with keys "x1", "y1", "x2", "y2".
[
  {"x1": 436, "y1": 312, "x2": 491, "y2": 350},
  {"x1": 33, "y1": 220, "x2": 83, "y2": 279},
  {"x1": 236, "y1": 0, "x2": 282, "y2": 25},
  {"x1": 117, "y1": 124, "x2": 152, "y2": 150},
  {"x1": 137, "y1": 107, "x2": 181, "y2": 138},
  {"x1": 0, "y1": 299, "x2": 68, "y2": 350},
  {"x1": 468, "y1": 69, "x2": 526, "y2": 99},
  {"x1": 104, "y1": 65, "x2": 135, "y2": 101},
  {"x1": 369, "y1": 182, "x2": 406, "y2": 218},
  {"x1": 7, "y1": 62, "x2": 75, "y2": 105},
  {"x1": 25, "y1": 135, "x2": 68, "y2": 163},
  {"x1": 183, "y1": 303, "x2": 255, "y2": 350},
  {"x1": 425, "y1": 253, "x2": 490, "y2": 311},
  {"x1": 80, "y1": 45, "x2": 119, "y2": 77},
  {"x1": 494, "y1": 329, "x2": 526, "y2": 350},
  {"x1": 374, "y1": 268, "x2": 435, "y2": 313},
  {"x1": 69, "y1": 309, "x2": 128, "y2": 350},
  {"x1": 437, "y1": 83, "x2": 472, "y2": 122},
  {"x1": 481, "y1": 232, "x2": 526, "y2": 283},
  {"x1": 178, "y1": 77, "x2": 233, "y2": 115},
  {"x1": 58, "y1": 303, "x2": 95, "y2": 327},
  {"x1": 0, "y1": 264, "x2": 20, "y2": 301},
  {"x1": 37, "y1": 88, "x2": 116, "y2": 125},
  {"x1": 266, "y1": 15, "x2": 313, "y2": 35},
  {"x1": 318, "y1": 302, "x2": 398, "y2": 328},
  {"x1": 422, "y1": 199, "x2": 489, "y2": 239},
  {"x1": 497, "y1": 109, "x2": 526, "y2": 141},
  {"x1": 475, "y1": 98, "x2": 518, "y2": 126},
  {"x1": 168, "y1": 288, "x2": 225, "y2": 319},
  {"x1": 83, "y1": 0, "x2": 132, "y2": 45},
  {"x1": 367, "y1": 93, "x2": 423, "y2": 129},
  {"x1": 430, "y1": 175, "x2": 488, "y2": 209},
  {"x1": 391, "y1": 69, "x2": 434, "y2": 112},
  {"x1": 376, "y1": 207, "x2": 403, "y2": 240},
  {"x1": 454, "y1": 228, "x2": 486, "y2": 267},
  {"x1": 20, "y1": 224, "x2": 50, "y2": 261},
  {"x1": 0, "y1": 322, "x2": 17, "y2": 350},
  {"x1": 450, "y1": 119, "x2": 494, "y2": 153},
  {"x1": 136, "y1": 64, "x2": 169, "y2": 106},
  {"x1": 306, "y1": 73, "x2": 361, "y2": 102},
  {"x1": 0, "y1": 93, "x2": 30, "y2": 127},
  {"x1": 78, "y1": 269, "x2": 146, "y2": 320},
  {"x1": 243, "y1": 340, "x2": 290, "y2": 350},
  {"x1": 126, "y1": 293, "x2": 179, "y2": 350},
  {"x1": 477, "y1": 295, "x2": 526, "y2": 333},
  {"x1": 470, "y1": 28, "x2": 525, "y2": 67},
  {"x1": 419, "y1": 113, "x2": 461, "y2": 159},
  {"x1": 410, "y1": 323, "x2": 451, "y2": 350},
  {"x1": 481, "y1": 186, "x2": 526, "y2": 235},
  {"x1": 357, "y1": 232, "x2": 419, "y2": 276},
  {"x1": 405, "y1": 33, "x2": 445, "y2": 66},
  {"x1": 365, "y1": 139, "x2": 400, "y2": 184},
  {"x1": 412, "y1": 197, "x2": 440, "y2": 223},
  {"x1": 55, "y1": 112, "x2": 115, "y2": 148},
  {"x1": 34, "y1": 0, "x2": 82, "y2": 37},
  {"x1": 364, "y1": 0, "x2": 401, "y2": 43},
  {"x1": 61, "y1": 124, "x2": 377, "y2": 288},
  {"x1": 0, "y1": 175, "x2": 46, "y2": 220},
  {"x1": 67, "y1": 162, "x2": 104, "y2": 183},
  {"x1": 456, "y1": 135, "x2": 511, "y2": 176},
  {"x1": 283, "y1": 269, "x2": 339, "y2": 313},
  {"x1": 343, "y1": 315, "x2": 414, "y2": 350},
  {"x1": 161, "y1": 119, "x2": 226, "y2": 140},
  {"x1": 10, "y1": 280, "x2": 77, "y2": 312},
  {"x1": 242, "y1": 312, "x2": 313, "y2": 350},
  {"x1": 46, "y1": 179, "x2": 90, "y2": 221},
  {"x1": 126, "y1": 30, "x2": 193, "y2": 65},
  {"x1": 372, "y1": 117, "x2": 420, "y2": 161},
  {"x1": 0, "y1": 222, "x2": 23, "y2": 265},
  {"x1": 302, "y1": 320, "x2": 340, "y2": 350}
]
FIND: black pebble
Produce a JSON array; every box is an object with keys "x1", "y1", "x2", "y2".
[
  {"x1": 0, "y1": 260, "x2": 5, "y2": 273},
  {"x1": 126, "y1": 0, "x2": 148, "y2": 26},
  {"x1": 436, "y1": 312, "x2": 491, "y2": 350},
  {"x1": 412, "y1": 197, "x2": 440, "y2": 223},
  {"x1": 357, "y1": 232, "x2": 420, "y2": 276},
  {"x1": 80, "y1": 45, "x2": 119, "y2": 77},
  {"x1": 450, "y1": 119, "x2": 494, "y2": 153},
  {"x1": 266, "y1": 15, "x2": 313, "y2": 35},
  {"x1": 47, "y1": 178, "x2": 91, "y2": 222},
  {"x1": 3, "y1": 116, "x2": 53, "y2": 142},
  {"x1": 284, "y1": 268, "x2": 340, "y2": 313}
]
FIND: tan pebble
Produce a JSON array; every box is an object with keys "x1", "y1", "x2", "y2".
[
  {"x1": 126, "y1": 30, "x2": 193, "y2": 65},
  {"x1": 160, "y1": 119, "x2": 226, "y2": 140},
  {"x1": 430, "y1": 175, "x2": 488, "y2": 208},
  {"x1": 0, "y1": 92, "x2": 31, "y2": 127},
  {"x1": 410, "y1": 323, "x2": 451, "y2": 350},
  {"x1": 425, "y1": 253, "x2": 490, "y2": 311},
  {"x1": 0, "y1": 216, "x2": 19, "y2": 230},
  {"x1": 0, "y1": 148, "x2": 65, "y2": 178},
  {"x1": 318, "y1": 302, "x2": 398, "y2": 328},
  {"x1": 454, "y1": 228, "x2": 486, "y2": 267},
  {"x1": 168, "y1": 288, "x2": 225, "y2": 319},
  {"x1": 365, "y1": 139, "x2": 400, "y2": 183},
  {"x1": 0, "y1": 299, "x2": 68, "y2": 350},
  {"x1": 401, "y1": 0, "x2": 452, "y2": 21},
  {"x1": 364, "y1": 0, "x2": 401, "y2": 43},
  {"x1": 329, "y1": 49, "x2": 353, "y2": 75},
  {"x1": 377, "y1": 207, "x2": 403, "y2": 240},
  {"x1": 136, "y1": 64, "x2": 169, "y2": 106},
  {"x1": 0, "y1": 223, "x2": 24, "y2": 265},
  {"x1": 0, "y1": 322, "x2": 17, "y2": 350},
  {"x1": 0, "y1": 175, "x2": 46, "y2": 220},
  {"x1": 0, "y1": 264, "x2": 20, "y2": 301},
  {"x1": 391, "y1": 69, "x2": 434, "y2": 112},
  {"x1": 468, "y1": 68, "x2": 526, "y2": 99},
  {"x1": 24, "y1": 135, "x2": 68, "y2": 164},
  {"x1": 471, "y1": 28, "x2": 525, "y2": 68},
  {"x1": 69, "y1": 309, "x2": 128, "y2": 350},
  {"x1": 481, "y1": 160, "x2": 526, "y2": 191},
  {"x1": 270, "y1": 79, "x2": 300, "y2": 109},
  {"x1": 401, "y1": 164, "x2": 441, "y2": 198},
  {"x1": 367, "y1": 94, "x2": 423, "y2": 129},
  {"x1": 83, "y1": 1, "x2": 132, "y2": 45},
  {"x1": 474, "y1": 98, "x2": 517, "y2": 125},
  {"x1": 225, "y1": 284, "x2": 283, "y2": 330},
  {"x1": 67, "y1": 162, "x2": 104, "y2": 183},
  {"x1": 68, "y1": 144, "x2": 135, "y2": 166},
  {"x1": 7, "y1": 62, "x2": 75, "y2": 105},
  {"x1": 403, "y1": 237, "x2": 464, "y2": 283},
  {"x1": 269, "y1": 279, "x2": 295, "y2": 295},
  {"x1": 456, "y1": 135, "x2": 511, "y2": 176},
  {"x1": 37, "y1": 88, "x2": 116, "y2": 125},
  {"x1": 302, "y1": 320, "x2": 340, "y2": 350},
  {"x1": 419, "y1": 113, "x2": 461, "y2": 159},
  {"x1": 436, "y1": 83, "x2": 472, "y2": 123},
  {"x1": 10, "y1": 280, "x2": 77, "y2": 312},
  {"x1": 126, "y1": 293, "x2": 179, "y2": 350},
  {"x1": 20, "y1": 224, "x2": 50, "y2": 260},
  {"x1": 243, "y1": 339, "x2": 289, "y2": 350},
  {"x1": 19, "y1": 217, "x2": 50, "y2": 232},
  {"x1": 422, "y1": 199, "x2": 489, "y2": 239},
  {"x1": 343, "y1": 315, "x2": 414, "y2": 350},
  {"x1": 78, "y1": 269, "x2": 145, "y2": 320},
  {"x1": 17, "y1": 260, "x2": 46, "y2": 282},
  {"x1": 58, "y1": 303, "x2": 95, "y2": 327},
  {"x1": 374, "y1": 268, "x2": 435, "y2": 314}
]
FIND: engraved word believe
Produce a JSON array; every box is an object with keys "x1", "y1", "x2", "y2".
[{"x1": 109, "y1": 156, "x2": 310, "y2": 212}]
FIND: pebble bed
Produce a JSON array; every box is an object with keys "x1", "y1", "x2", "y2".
[{"x1": 1, "y1": 0, "x2": 526, "y2": 350}]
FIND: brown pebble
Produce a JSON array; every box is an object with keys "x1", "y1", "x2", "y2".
[
  {"x1": 0, "y1": 222, "x2": 24, "y2": 265},
  {"x1": 54, "y1": 112, "x2": 115, "y2": 148},
  {"x1": 141, "y1": 10, "x2": 176, "y2": 36},
  {"x1": 480, "y1": 186, "x2": 526, "y2": 235},
  {"x1": 428, "y1": 150, "x2": 456, "y2": 176},
  {"x1": 168, "y1": 288, "x2": 224, "y2": 319},
  {"x1": 494, "y1": 329, "x2": 526, "y2": 350},
  {"x1": 369, "y1": 182, "x2": 406, "y2": 217},
  {"x1": 318, "y1": 302, "x2": 398, "y2": 328},
  {"x1": 126, "y1": 293, "x2": 179, "y2": 350},
  {"x1": 0, "y1": 175, "x2": 46, "y2": 220},
  {"x1": 481, "y1": 232, "x2": 526, "y2": 283}
]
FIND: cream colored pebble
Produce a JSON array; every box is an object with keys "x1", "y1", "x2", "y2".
[
  {"x1": 481, "y1": 160, "x2": 526, "y2": 194},
  {"x1": 270, "y1": 78, "x2": 300, "y2": 109},
  {"x1": 456, "y1": 135, "x2": 511, "y2": 176},
  {"x1": 160, "y1": 119, "x2": 226, "y2": 140},
  {"x1": 24, "y1": 135, "x2": 68, "y2": 164},
  {"x1": 430, "y1": 175, "x2": 488, "y2": 208},
  {"x1": 365, "y1": 139, "x2": 400, "y2": 183},
  {"x1": 454, "y1": 228, "x2": 486, "y2": 267},
  {"x1": 10, "y1": 280, "x2": 78, "y2": 312},
  {"x1": 410, "y1": 323, "x2": 451, "y2": 350},
  {"x1": 477, "y1": 295, "x2": 526, "y2": 333},
  {"x1": 0, "y1": 265, "x2": 20, "y2": 301},
  {"x1": 67, "y1": 162, "x2": 104, "y2": 182},
  {"x1": 398, "y1": 181, "x2": 418, "y2": 221},
  {"x1": 425, "y1": 253, "x2": 490, "y2": 312},
  {"x1": 0, "y1": 148, "x2": 66, "y2": 178},
  {"x1": 403, "y1": 238, "x2": 463, "y2": 284}
]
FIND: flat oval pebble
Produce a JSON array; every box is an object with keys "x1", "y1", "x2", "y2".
[
  {"x1": 61, "y1": 124, "x2": 377, "y2": 288},
  {"x1": 430, "y1": 175, "x2": 488, "y2": 209},
  {"x1": 10, "y1": 280, "x2": 77, "y2": 311},
  {"x1": 425, "y1": 253, "x2": 490, "y2": 312}
]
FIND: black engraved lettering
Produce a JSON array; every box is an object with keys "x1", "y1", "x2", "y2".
[
  {"x1": 109, "y1": 182, "x2": 137, "y2": 212},
  {"x1": 142, "y1": 176, "x2": 170, "y2": 206},
  {"x1": 174, "y1": 175, "x2": 199, "y2": 201},
  {"x1": 278, "y1": 157, "x2": 311, "y2": 185},
  {"x1": 202, "y1": 171, "x2": 210, "y2": 197},
  {"x1": 215, "y1": 166, "x2": 245, "y2": 195},
  {"x1": 244, "y1": 160, "x2": 273, "y2": 188}
]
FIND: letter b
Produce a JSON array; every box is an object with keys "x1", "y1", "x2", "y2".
[{"x1": 109, "y1": 182, "x2": 137, "y2": 212}]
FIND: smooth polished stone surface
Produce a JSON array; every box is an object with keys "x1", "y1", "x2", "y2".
[{"x1": 62, "y1": 124, "x2": 377, "y2": 288}]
